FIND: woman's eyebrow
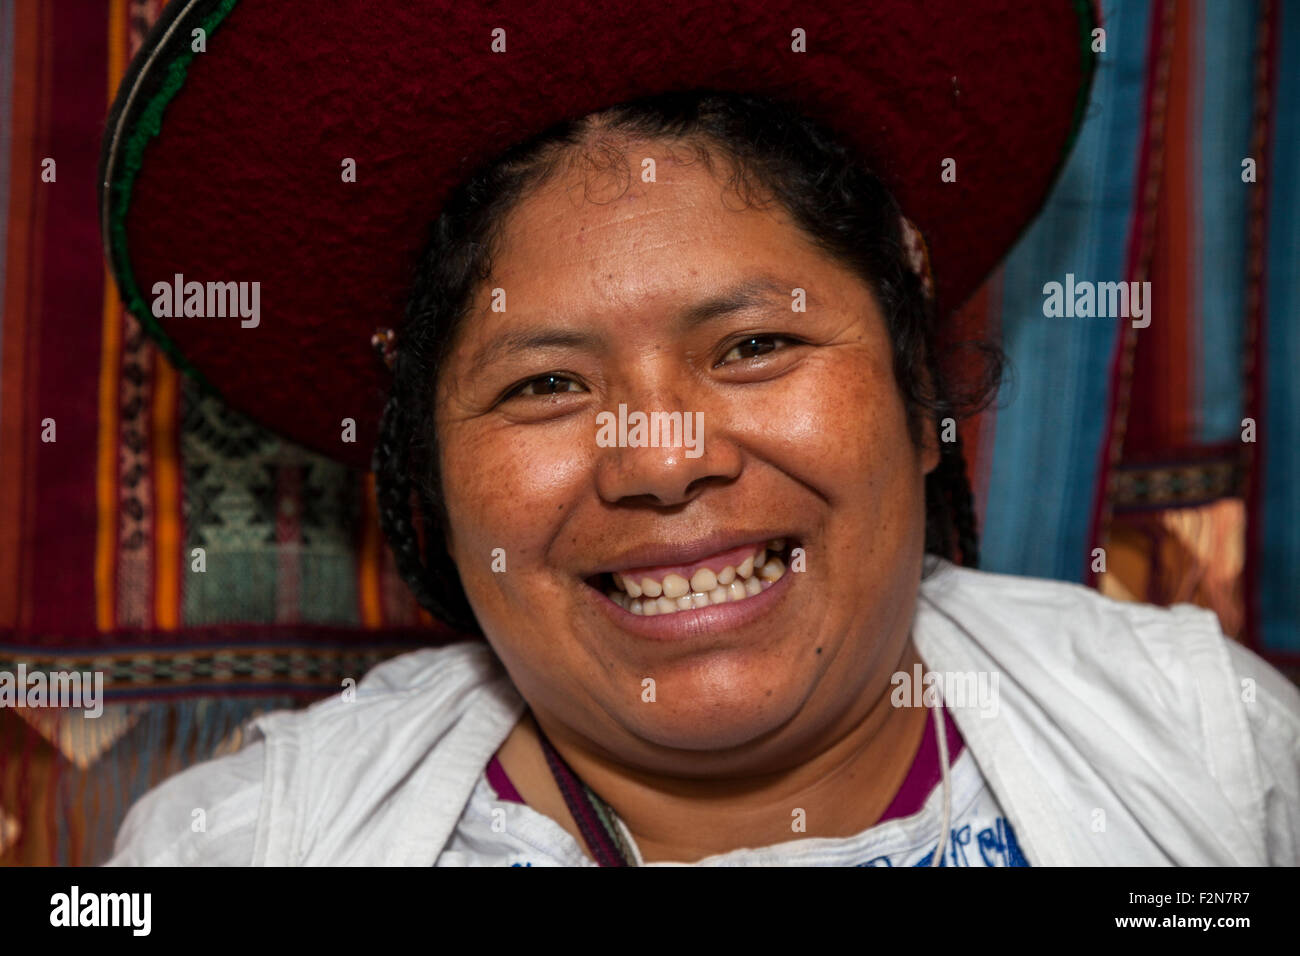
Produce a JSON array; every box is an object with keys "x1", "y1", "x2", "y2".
[
  {"x1": 680, "y1": 277, "x2": 796, "y2": 329},
  {"x1": 468, "y1": 328, "x2": 599, "y2": 377},
  {"x1": 468, "y1": 277, "x2": 800, "y2": 374}
]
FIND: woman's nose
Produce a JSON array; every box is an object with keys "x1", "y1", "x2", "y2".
[{"x1": 592, "y1": 400, "x2": 742, "y2": 507}]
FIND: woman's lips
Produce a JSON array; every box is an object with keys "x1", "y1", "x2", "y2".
[
  {"x1": 607, "y1": 539, "x2": 787, "y2": 599},
  {"x1": 587, "y1": 552, "x2": 796, "y2": 640},
  {"x1": 609, "y1": 540, "x2": 788, "y2": 615},
  {"x1": 585, "y1": 537, "x2": 796, "y2": 638}
]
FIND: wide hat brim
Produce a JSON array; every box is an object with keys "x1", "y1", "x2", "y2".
[{"x1": 101, "y1": 0, "x2": 1097, "y2": 469}]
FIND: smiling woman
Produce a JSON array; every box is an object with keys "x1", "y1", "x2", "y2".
[
  {"x1": 372, "y1": 95, "x2": 982, "y2": 862},
  {"x1": 99, "y1": 0, "x2": 1299, "y2": 868}
]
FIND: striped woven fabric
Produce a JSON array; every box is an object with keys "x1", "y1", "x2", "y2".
[
  {"x1": 0, "y1": 0, "x2": 452, "y2": 864},
  {"x1": 0, "y1": 0, "x2": 1296, "y2": 864},
  {"x1": 965, "y1": 0, "x2": 1299, "y2": 675}
]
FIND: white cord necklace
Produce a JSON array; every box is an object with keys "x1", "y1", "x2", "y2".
[{"x1": 929, "y1": 693, "x2": 954, "y2": 867}]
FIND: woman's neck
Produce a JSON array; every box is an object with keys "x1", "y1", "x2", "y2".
[{"x1": 497, "y1": 642, "x2": 931, "y2": 864}]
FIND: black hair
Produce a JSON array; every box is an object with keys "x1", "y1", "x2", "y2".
[{"x1": 374, "y1": 89, "x2": 1003, "y2": 635}]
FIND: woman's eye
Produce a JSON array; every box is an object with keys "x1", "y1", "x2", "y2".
[
  {"x1": 509, "y1": 374, "x2": 584, "y2": 398},
  {"x1": 718, "y1": 335, "x2": 792, "y2": 365}
]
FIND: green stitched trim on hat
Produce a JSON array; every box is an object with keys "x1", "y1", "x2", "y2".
[
  {"x1": 105, "y1": 0, "x2": 242, "y2": 395},
  {"x1": 1065, "y1": 0, "x2": 1101, "y2": 159}
]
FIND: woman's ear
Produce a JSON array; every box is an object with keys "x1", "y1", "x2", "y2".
[
  {"x1": 915, "y1": 362, "x2": 942, "y2": 476},
  {"x1": 921, "y1": 416, "x2": 942, "y2": 476}
]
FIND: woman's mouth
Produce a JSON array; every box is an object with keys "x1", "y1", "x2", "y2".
[{"x1": 596, "y1": 539, "x2": 792, "y2": 616}]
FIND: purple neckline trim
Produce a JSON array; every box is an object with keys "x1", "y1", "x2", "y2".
[{"x1": 486, "y1": 707, "x2": 965, "y2": 826}]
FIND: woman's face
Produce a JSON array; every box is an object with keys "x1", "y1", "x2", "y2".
[{"x1": 436, "y1": 141, "x2": 939, "y2": 774}]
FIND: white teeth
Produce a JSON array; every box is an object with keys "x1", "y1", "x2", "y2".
[
  {"x1": 690, "y1": 567, "x2": 717, "y2": 592},
  {"x1": 607, "y1": 542, "x2": 796, "y2": 617},
  {"x1": 609, "y1": 570, "x2": 782, "y2": 616},
  {"x1": 662, "y1": 573, "x2": 690, "y2": 599}
]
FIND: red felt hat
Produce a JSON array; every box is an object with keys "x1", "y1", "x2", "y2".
[{"x1": 101, "y1": 0, "x2": 1098, "y2": 470}]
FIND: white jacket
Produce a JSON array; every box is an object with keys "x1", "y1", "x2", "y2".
[{"x1": 107, "y1": 561, "x2": 1300, "y2": 866}]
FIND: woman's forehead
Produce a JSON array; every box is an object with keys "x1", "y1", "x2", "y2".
[{"x1": 481, "y1": 152, "x2": 820, "y2": 302}]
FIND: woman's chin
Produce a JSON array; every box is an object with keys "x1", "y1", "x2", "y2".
[{"x1": 612, "y1": 672, "x2": 812, "y2": 755}]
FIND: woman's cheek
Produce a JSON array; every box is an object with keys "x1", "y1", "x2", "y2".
[
  {"x1": 443, "y1": 418, "x2": 594, "y2": 597},
  {"x1": 743, "y1": 353, "x2": 902, "y2": 492}
]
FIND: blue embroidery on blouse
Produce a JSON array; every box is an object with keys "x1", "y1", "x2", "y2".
[{"x1": 855, "y1": 817, "x2": 1030, "y2": 867}]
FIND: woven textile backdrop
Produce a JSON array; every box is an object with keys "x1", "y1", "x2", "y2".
[{"x1": 1, "y1": 0, "x2": 1297, "y2": 865}]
